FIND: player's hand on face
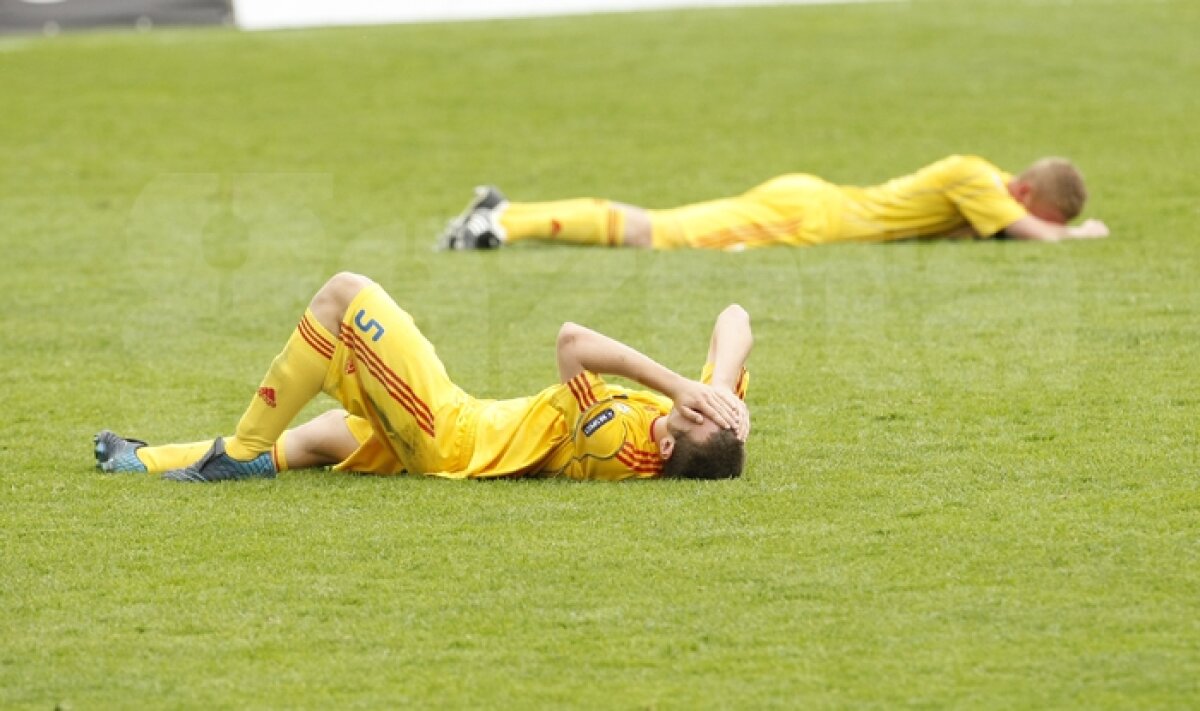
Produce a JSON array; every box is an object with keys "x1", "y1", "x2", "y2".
[
  {"x1": 672, "y1": 380, "x2": 740, "y2": 430},
  {"x1": 711, "y1": 386, "x2": 749, "y2": 441},
  {"x1": 730, "y1": 397, "x2": 751, "y2": 442}
]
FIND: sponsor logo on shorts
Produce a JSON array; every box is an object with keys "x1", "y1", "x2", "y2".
[
  {"x1": 257, "y1": 387, "x2": 277, "y2": 408},
  {"x1": 345, "y1": 358, "x2": 357, "y2": 375},
  {"x1": 582, "y1": 407, "x2": 615, "y2": 436}
]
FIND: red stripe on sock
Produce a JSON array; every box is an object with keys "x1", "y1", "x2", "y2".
[
  {"x1": 297, "y1": 327, "x2": 333, "y2": 360},
  {"x1": 299, "y1": 315, "x2": 335, "y2": 355},
  {"x1": 297, "y1": 317, "x2": 334, "y2": 359}
]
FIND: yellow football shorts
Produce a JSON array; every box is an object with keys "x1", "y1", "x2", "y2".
[
  {"x1": 325, "y1": 284, "x2": 478, "y2": 476},
  {"x1": 649, "y1": 174, "x2": 839, "y2": 250}
]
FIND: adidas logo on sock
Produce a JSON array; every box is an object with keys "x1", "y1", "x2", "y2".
[{"x1": 257, "y1": 387, "x2": 277, "y2": 408}]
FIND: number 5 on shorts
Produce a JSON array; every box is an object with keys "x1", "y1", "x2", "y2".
[{"x1": 355, "y1": 309, "x2": 386, "y2": 342}]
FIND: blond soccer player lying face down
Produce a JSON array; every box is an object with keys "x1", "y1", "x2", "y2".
[{"x1": 437, "y1": 155, "x2": 1109, "y2": 251}]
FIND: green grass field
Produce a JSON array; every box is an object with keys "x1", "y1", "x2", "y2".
[{"x1": 2, "y1": 0, "x2": 1198, "y2": 707}]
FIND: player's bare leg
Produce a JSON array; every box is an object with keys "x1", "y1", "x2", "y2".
[{"x1": 615, "y1": 203, "x2": 652, "y2": 248}]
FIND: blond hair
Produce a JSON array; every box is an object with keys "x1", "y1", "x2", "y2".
[{"x1": 1019, "y1": 158, "x2": 1088, "y2": 221}]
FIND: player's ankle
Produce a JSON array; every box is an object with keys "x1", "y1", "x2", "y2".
[{"x1": 224, "y1": 437, "x2": 266, "y2": 462}]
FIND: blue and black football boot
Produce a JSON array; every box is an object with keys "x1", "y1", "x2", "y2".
[
  {"x1": 162, "y1": 438, "x2": 276, "y2": 483},
  {"x1": 94, "y1": 430, "x2": 148, "y2": 474}
]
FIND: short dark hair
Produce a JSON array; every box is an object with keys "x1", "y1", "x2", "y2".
[{"x1": 661, "y1": 427, "x2": 745, "y2": 480}]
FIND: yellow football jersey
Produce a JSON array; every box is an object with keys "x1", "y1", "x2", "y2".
[
  {"x1": 538, "y1": 363, "x2": 749, "y2": 481},
  {"x1": 537, "y1": 372, "x2": 672, "y2": 481},
  {"x1": 833, "y1": 154, "x2": 1028, "y2": 243}
]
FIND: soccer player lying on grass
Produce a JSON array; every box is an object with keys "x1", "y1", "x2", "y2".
[
  {"x1": 438, "y1": 155, "x2": 1110, "y2": 252},
  {"x1": 94, "y1": 273, "x2": 752, "y2": 482}
]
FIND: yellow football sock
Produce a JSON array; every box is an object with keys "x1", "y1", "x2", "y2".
[
  {"x1": 224, "y1": 310, "x2": 336, "y2": 461},
  {"x1": 273, "y1": 430, "x2": 292, "y2": 471},
  {"x1": 135, "y1": 440, "x2": 215, "y2": 474},
  {"x1": 499, "y1": 199, "x2": 625, "y2": 246}
]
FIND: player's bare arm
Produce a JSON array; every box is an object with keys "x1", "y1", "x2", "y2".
[
  {"x1": 705, "y1": 304, "x2": 753, "y2": 441},
  {"x1": 555, "y1": 321, "x2": 740, "y2": 429},
  {"x1": 1004, "y1": 214, "x2": 1111, "y2": 242},
  {"x1": 706, "y1": 305, "x2": 753, "y2": 388}
]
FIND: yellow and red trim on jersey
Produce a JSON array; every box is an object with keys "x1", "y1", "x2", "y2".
[
  {"x1": 566, "y1": 371, "x2": 598, "y2": 410},
  {"x1": 616, "y1": 441, "x2": 662, "y2": 475}
]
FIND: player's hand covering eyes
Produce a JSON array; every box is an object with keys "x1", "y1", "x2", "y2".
[{"x1": 671, "y1": 380, "x2": 741, "y2": 430}]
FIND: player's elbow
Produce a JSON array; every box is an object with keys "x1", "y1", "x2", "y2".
[
  {"x1": 722, "y1": 303, "x2": 750, "y2": 324},
  {"x1": 556, "y1": 322, "x2": 589, "y2": 380},
  {"x1": 557, "y1": 322, "x2": 586, "y2": 352},
  {"x1": 721, "y1": 304, "x2": 752, "y2": 336}
]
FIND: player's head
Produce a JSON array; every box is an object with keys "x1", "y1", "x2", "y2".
[
  {"x1": 1011, "y1": 157, "x2": 1088, "y2": 224},
  {"x1": 658, "y1": 414, "x2": 745, "y2": 480}
]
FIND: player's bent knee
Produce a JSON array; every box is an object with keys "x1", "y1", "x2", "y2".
[
  {"x1": 313, "y1": 408, "x2": 349, "y2": 425},
  {"x1": 311, "y1": 272, "x2": 374, "y2": 330},
  {"x1": 326, "y1": 271, "x2": 372, "y2": 296}
]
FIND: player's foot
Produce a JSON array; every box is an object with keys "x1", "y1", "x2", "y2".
[
  {"x1": 93, "y1": 430, "x2": 148, "y2": 474},
  {"x1": 436, "y1": 186, "x2": 508, "y2": 251},
  {"x1": 162, "y1": 438, "x2": 276, "y2": 483}
]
